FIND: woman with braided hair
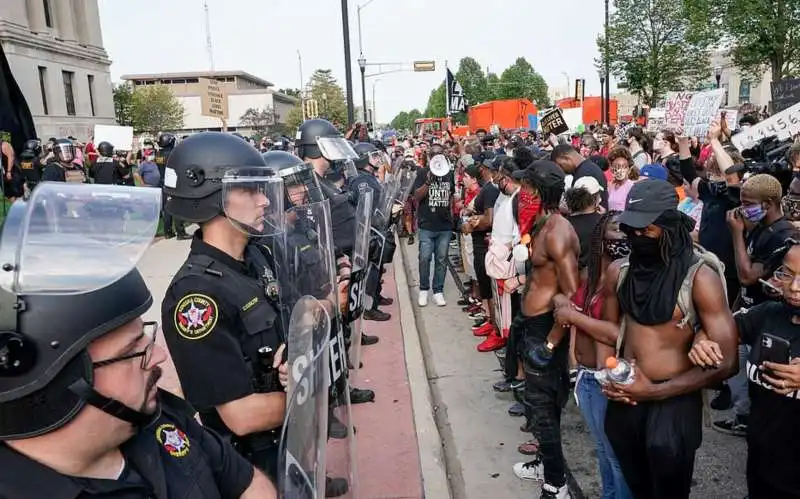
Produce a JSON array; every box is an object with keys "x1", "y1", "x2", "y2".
[{"x1": 553, "y1": 211, "x2": 633, "y2": 499}]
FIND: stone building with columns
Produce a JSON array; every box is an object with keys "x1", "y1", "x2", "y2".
[{"x1": 0, "y1": 0, "x2": 115, "y2": 141}]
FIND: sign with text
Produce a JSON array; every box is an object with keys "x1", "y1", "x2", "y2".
[
  {"x1": 646, "y1": 108, "x2": 666, "y2": 132},
  {"x1": 731, "y1": 101, "x2": 800, "y2": 151},
  {"x1": 664, "y1": 89, "x2": 725, "y2": 136},
  {"x1": 540, "y1": 108, "x2": 569, "y2": 135},
  {"x1": 771, "y1": 77, "x2": 800, "y2": 114},
  {"x1": 199, "y1": 78, "x2": 228, "y2": 119}
]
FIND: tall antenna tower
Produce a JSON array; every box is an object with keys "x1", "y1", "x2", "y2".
[{"x1": 204, "y1": 0, "x2": 215, "y2": 71}]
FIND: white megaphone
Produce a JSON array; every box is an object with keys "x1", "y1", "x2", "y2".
[{"x1": 429, "y1": 154, "x2": 451, "y2": 177}]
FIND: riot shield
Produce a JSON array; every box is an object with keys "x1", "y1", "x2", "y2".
[
  {"x1": 279, "y1": 297, "x2": 331, "y2": 499},
  {"x1": 277, "y1": 199, "x2": 359, "y2": 498},
  {"x1": 373, "y1": 175, "x2": 400, "y2": 232},
  {"x1": 344, "y1": 190, "x2": 372, "y2": 383}
]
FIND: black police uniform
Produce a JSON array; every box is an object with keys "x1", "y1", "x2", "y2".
[
  {"x1": 157, "y1": 147, "x2": 187, "y2": 237},
  {"x1": 41, "y1": 160, "x2": 67, "y2": 182},
  {"x1": 347, "y1": 168, "x2": 382, "y2": 201},
  {"x1": 161, "y1": 232, "x2": 285, "y2": 479},
  {"x1": 0, "y1": 390, "x2": 255, "y2": 499},
  {"x1": 17, "y1": 151, "x2": 42, "y2": 192},
  {"x1": 90, "y1": 156, "x2": 120, "y2": 185}
]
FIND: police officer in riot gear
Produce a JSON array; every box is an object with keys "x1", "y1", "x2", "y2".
[
  {"x1": 89, "y1": 141, "x2": 120, "y2": 185},
  {"x1": 0, "y1": 183, "x2": 276, "y2": 498},
  {"x1": 157, "y1": 132, "x2": 189, "y2": 239},
  {"x1": 18, "y1": 139, "x2": 43, "y2": 198},
  {"x1": 42, "y1": 138, "x2": 86, "y2": 183},
  {"x1": 271, "y1": 136, "x2": 291, "y2": 152},
  {"x1": 161, "y1": 132, "x2": 290, "y2": 482},
  {"x1": 350, "y1": 142, "x2": 384, "y2": 199}
]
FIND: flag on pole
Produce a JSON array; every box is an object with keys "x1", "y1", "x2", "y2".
[
  {"x1": 447, "y1": 68, "x2": 468, "y2": 115},
  {"x1": 0, "y1": 41, "x2": 36, "y2": 155}
]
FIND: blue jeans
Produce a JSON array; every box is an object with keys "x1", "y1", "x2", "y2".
[
  {"x1": 729, "y1": 344, "x2": 751, "y2": 417},
  {"x1": 418, "y1": 229, "x2": 451, "y2": 293},
  {"x1": 576, "y1": 369, "x2": 632, "y2": 499}
]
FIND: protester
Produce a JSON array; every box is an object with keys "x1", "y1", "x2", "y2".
[
  {"x1": 551, "y1": 143, "x2": 609, "y2": 209},
  {"x1": 606, "y1": 147, "x2": 637, "y2": 211}
]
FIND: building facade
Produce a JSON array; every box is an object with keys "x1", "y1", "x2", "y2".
[
  {"x1": 121, "y1": 71, "x2": 298, "y2": 136},
  {"x1": 0, "y1": 0, "x2": 115, "y2": 141},
  {"x1": 709, "y1": 49, "x2": 771, "y2": 112}
]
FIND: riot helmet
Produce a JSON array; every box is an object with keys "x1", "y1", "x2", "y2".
[
  {"x1": 0, "y1": 183, "x2": 162, "y2": 439},
  {"x1": 295, "y1": 119, "x2": 358, "y2": 163},
  {"x1": 157, "y1": 132, "x2": 176, "y2": 149},
  {"x1": 97, "y1": 141, "x2": 114, "y2": 158},
  {"x1": 262, "y1": 150, "x2": 324, "y2": 206},
  {"x1": 23, "y1": 139, "x2": 41, "y2": 156},
  {"x1": 271, "y1": 136, "x2": 291, "y2": 152},
  {"x1": 53, "y1": 138, "x2": 76, "y2": 164},
  {"x1": 353, "y1": 142, "x2": 379, "y2": 171},
  {"x1": 165, "y1": 132, "x2": 283, "y2": 235}
]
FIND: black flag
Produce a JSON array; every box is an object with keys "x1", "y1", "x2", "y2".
[
  {"x1": 0, "y1": 41, "x2": 37, "y2": 155},
  {"x1": 447, "y1": 68, "x2": 468, "y2": 115}
]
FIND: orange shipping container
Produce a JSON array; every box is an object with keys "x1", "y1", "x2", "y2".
[
  {"x1": 555, "y1": 96, "x2": 618, "y2": 125},
  {"x1": 468, "y1": 99, "x2": 538, "y2": 133}
]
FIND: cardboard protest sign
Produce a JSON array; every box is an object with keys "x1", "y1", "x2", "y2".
[
  {"x1": 731, "y1": 101, "x2": 800, "y2": 151},
  {"x1": 720, "y1": 109, "x2": 738, "y2": 131},
  {"x1": 93, "y1": 125, "x2": 134, "y2": 151},
  {"x1": 664, "y1": 89, "x2": 725, "y2": 136},
  {"x1": 540, "y1": 108, "x2": 569, "y2": 135}
]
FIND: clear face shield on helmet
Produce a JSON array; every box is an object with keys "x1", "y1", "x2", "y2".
[
  {"x1": 54, "y1": 142, "x2": 76, "y2": 164},
  {"x1": 335, "y1": 159, "x2": 359, "y2": 180},
  {"x1": 221, "y1": 169, "x2": 284, "y2": 237},
  {"x1": 316, "y1": 137, "x2": 359, "y2": 162},
  {"x1": 276, "y1": 163, "x2": 325, "y2": 207},
  {"x1": 0, "y1": 183, "x2": 161, "y2": 295}
]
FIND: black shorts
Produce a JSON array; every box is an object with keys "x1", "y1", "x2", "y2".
[{"x1": 472, "y1": 245, "x2": 491, "y2": 300}]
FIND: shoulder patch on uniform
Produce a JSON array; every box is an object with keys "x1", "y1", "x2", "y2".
[
  {"x1": 174, "y1": 293, "x2": 219, "y2": 340},
  {"x1": 155, "y1": 423, "x2": 191, "y2": 457}
]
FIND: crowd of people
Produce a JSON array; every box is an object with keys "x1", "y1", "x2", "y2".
[{"x1": 393, "y1": 117, "x2": 800, "y2": 499}]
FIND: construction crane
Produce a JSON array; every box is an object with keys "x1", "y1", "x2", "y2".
[{"x1": 204, "y1": 0, "x2": 214, "y2": 71}]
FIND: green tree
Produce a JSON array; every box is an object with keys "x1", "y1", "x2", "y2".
[
  {"x1": 424, "y1": 82, "x2": 447, "y2": 117},
  {"x1": 390, "y1": 111, "x2": 410, "y2": 130},
  {"x1": 285, "y1": 105, "x2": 304, "y2": 134},
  {"x1": 496, "y1": 57, "x2": 550, "y2": 106},
  {"x1": 308, "y1": 69, "x2": 347, "y2": 127},
  {"x1": 600, "y1": 0, "x2": 711, "y2": 106},
  {"x1": 456, "y1": 57, "x2": 490, "y2": 105},
  {"x1": 113, "y1": 82, "x2": 135, "y2": 127},
  {"x1": 685, "y1": 0, "x2": 800, "y2": 83},
  {"x1": 239, "y1": 107, "x2": 278, "y2": 136},
  {"x1": 485, "y1": 73, "x2": 501, "y2": 100},
  {"x1": 131, "y1": 84, "x2": 184, "y2": 134}
]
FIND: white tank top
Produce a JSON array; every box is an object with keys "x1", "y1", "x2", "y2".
[{"x1": 491, "y1": 188, "x2": 519, "y2": 246}]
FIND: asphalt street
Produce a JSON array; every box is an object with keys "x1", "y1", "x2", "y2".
[{"x1": 400, "y1": 236, "x2": 748, "y2": 499}]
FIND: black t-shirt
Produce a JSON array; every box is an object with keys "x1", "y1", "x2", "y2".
[
  {"x1": 697, "y1": 181, "x2": 739, "y2": 275},
  {"x1": 154, "y1": 149, "x2": 171, "y2": 188},
  {"x1": 42, "y1": 161, "x2": 66, "y2": 182},
  {"x1": 740, "y1": 218, "x2": 798, "y2": 307},
  {"x1": 413, "y1": 168, "x2": 455, "y2": 232},
  {"x1": 574, "y1": 159, "x2": 608, "y2": 209},
  {"x1": 735, "y1": 301, "x2": 800, "y2": 494},
  {"x1": 568, "y1": 212, "x2": 603, "y2": 270},
  {"x1": 0, "y1": 391, "x2": 254, "y2": 499},
  {"x1": 472, "y1": 181, "x2": 500, "y2": 247}
]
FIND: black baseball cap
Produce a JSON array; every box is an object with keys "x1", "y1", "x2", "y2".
[{"x1": 618, "y1": 179, "x2": 678, "y2": 228}]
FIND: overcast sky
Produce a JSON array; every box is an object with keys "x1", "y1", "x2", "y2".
[{"x1": 98, "y1": 0, "x2": 616, "y2": 123}]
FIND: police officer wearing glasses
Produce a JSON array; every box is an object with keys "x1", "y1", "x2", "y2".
[{"x1": 0, "y1": 184, "x2": 276, "y2": 498}]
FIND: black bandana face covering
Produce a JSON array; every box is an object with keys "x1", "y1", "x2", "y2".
[{"x1": 618, "y1": 210, "x2": 696, "y2": 326}]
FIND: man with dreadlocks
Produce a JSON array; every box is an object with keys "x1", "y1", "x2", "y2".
[
  {"x1": 510, "y1": 163, "x2": 580, "y2": 499},
  {"x1": 599, "y1": 179, "x2": 738, "y2": 499}
]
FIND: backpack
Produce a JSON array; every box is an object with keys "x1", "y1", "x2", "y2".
[{"x1": 614, "y1": 244, "x2": 727, "y2": 356}]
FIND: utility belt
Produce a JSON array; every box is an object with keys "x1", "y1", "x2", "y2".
[{"x1": 199, "y1": 409, "x2": 281, "y2": 457}]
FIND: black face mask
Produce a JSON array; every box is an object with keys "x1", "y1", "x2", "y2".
[
  {"x1": 604, "y1": 239, "x2": 631, "y2": 260},
  {"x1": 708, "y1": 180, "x2": 727, "y2": 197},
  {"x1": 627, "y1": 233, "x2": 662, "y2": 266}
]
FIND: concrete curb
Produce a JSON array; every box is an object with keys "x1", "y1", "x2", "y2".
[{"x1": 393, "y1": 234, "x2": 452, "y2": 499}]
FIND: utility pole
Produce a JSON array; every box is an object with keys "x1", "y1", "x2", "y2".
[
  {"x1": 204, "y1": 0, "x2": 214, "y2": 71},
  {"x1": 298, "y1": 50, "x2": 305, "y2": 121},
  {"x1": 604, "y1": 0, "x2": 611, "y2": 124},
  {"x1": 341, "y1": 0, "x2": 355, "y2": 126}
]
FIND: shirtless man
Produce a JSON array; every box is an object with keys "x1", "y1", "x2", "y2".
[
  {"x1": 511, "y1": 164, "x2": 581, "y2": 499},
  {"x1": 599, "y1": 179, "x2": 738, "y2": 499}
]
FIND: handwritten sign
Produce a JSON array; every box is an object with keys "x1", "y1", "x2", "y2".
[
  {"x1": 540, "y1": 108, "x2": 569, "y2": 136},
  {"x1": 199, "y1": 78, "x2": 228, "y2": 119},
  {"x1": 646, "y1": 108, "x2": 666, "y2": 132},
  {"x1": 663, "y1": 90, "x2": 725, "y2": 136},
  {"x1": 731, "y1": 101, "x2": 800, "y2": 151},
  {"x1": 720, "y1": 109, "x2": 738, "y2": 131},
  {"x1": 771, "y1": 77, "x2": 800, "y2": 113}
]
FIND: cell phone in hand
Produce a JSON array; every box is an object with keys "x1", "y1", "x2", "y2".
[{"x1": 759, "y1": 333, "x2": 791, "y2": 385}]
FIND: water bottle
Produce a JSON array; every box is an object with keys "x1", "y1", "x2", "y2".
[{"x1": 594, "y1": 357, "x2": 635, "y2": 385}]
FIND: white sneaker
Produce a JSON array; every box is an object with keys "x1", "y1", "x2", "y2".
[
  {"x1": 513, "y1": 460, "x2": 544, "y2": 481},
  {"x1": 540, "y1": 482, "x2": 570, "y2": 499},
  {"x1": 418, "y1": 290, "x2": 429, "y2": 307},
  {"x1": 433, "y1": 293, "x2": 446, "y2": 306}
]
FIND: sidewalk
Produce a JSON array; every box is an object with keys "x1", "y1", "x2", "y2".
[{"x1": 137, "y1": 236, "x2": 435, "y2": 498}]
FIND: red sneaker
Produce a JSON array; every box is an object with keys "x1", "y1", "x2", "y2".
[
  {"x1": 472, "y1": 321, "x2": 494, "y2": 337},
  {"x1": 478, "y1": 334, "x2": 507, "y2": 352},
  {"x1": 462, "y1": 304, "x2": 483, "y2": 314}
]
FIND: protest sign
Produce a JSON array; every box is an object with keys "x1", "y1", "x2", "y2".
[
  {"x1": 646, "y1": 108, "x2": 666, "y2": 132},
  {"x1": 730, "y1": 101, "x2": 800, "y2": 151},
  {"x1": 93, "y1": 125, "x2": 134, "y2": 151},
  {"x1": 664, "y1": 89, "x2": 725, "y2": 136},
  {"x1": 771, "y1": 77, "x2": 800, "y2": 113},
  {"x1": 540, "y1": 108, "x2": 569, "y2": 135}
]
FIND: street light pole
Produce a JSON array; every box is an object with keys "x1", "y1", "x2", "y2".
[
  {"x1": 372, "y1": 79, "x2": 380, "y2": 124},
  {"x1": 340, "y1": 0, "x2": 355, "y2": 126},
  {"x1": 599, "y1": 71, "x2": 606, "y2": 126},
  {"x1": 604, "y1": 0, "x2": 611, "y2": 124},
  {"x1": 298, "y1": 50, "x2": 305, "y2": 121}
]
